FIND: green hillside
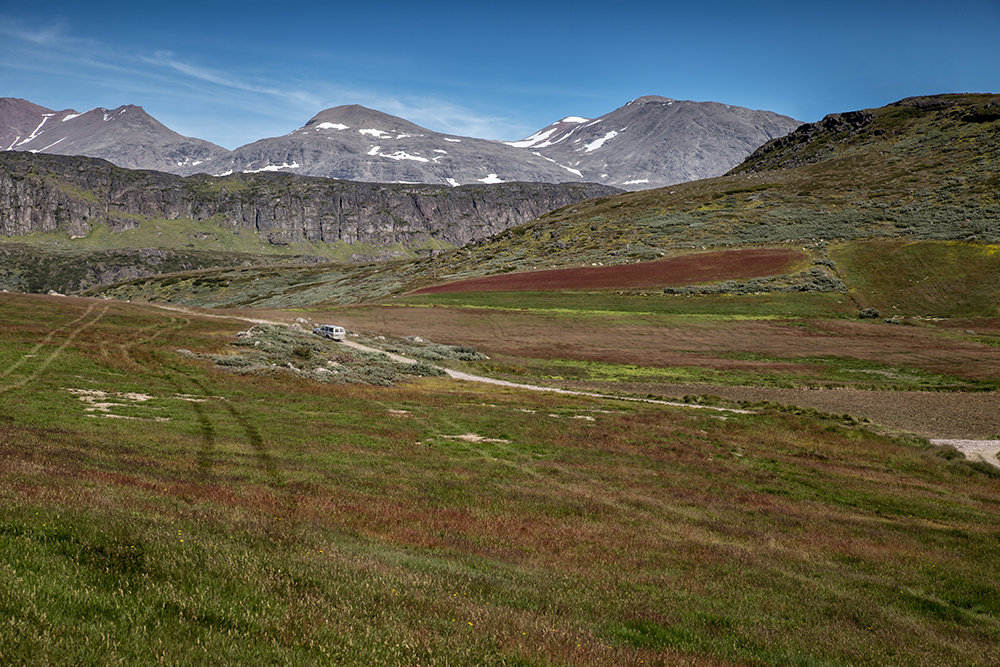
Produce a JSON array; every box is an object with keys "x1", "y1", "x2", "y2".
[
  {"x1": 439, "y1": 94, "x2": 999, "y2": 273},
  {"x1": 89, "y1": 94, "x2": 1000, "y2": 317}
]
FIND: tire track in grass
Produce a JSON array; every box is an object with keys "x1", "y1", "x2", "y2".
[
  {"x1": 0, "y1": 302, "x2": 109, "y2": 393},
  {"x1": 167, "y1": 370, "x2": 295, "y2": 529},
  {"x1": 67, "y1": 304, "x2": 286, "y2": 495},
  {"x1": 0, "y1": 301, "x2": 99, "y2": 379},
  {"x1": 486, "y1": 311, "x2": 506, "y2": 344},
  {"x1": 110, "y1": 314, "x2": 231, "y2": 477},
  {"x1": 100, "y1": 315, "x2": 186, "y2": 366},
  {"x1": 147, "y1": 328, "x2": 284, "y2": 489},
  {"x1": 117, "y1": 304, "x2": 285, "y2": 491}
]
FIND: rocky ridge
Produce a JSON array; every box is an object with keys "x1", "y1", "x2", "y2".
[{"x1": 0, "y1": 151, "x2": 620, "y2": 253}]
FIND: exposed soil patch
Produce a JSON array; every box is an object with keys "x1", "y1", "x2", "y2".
[
  {"x1": 412, "y1": 247, "x2": 807, "y2": 293},
  {"x1": 931, "y1": 439, "x2": 1000, "y2": 468},
  {"x1": 543, "y1": 379, "x2": 1000, "y2": 441}
]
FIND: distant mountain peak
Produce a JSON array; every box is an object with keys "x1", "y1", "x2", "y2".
[
  {"x1": 507, "y1": 96, "x2": 801, "y2": 189},
  {"x1": 303, "y1": 105, "x2": 429, "y2": 136},
  {"x1": 628, "y1": 95, "x2": 676, "y2": 105},
  {"x1": 0, "y1": 98, "x2": 227, "y2": 172}
]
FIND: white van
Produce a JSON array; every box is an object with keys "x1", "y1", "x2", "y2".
[{"x1": 313, "y1": 324, "x2": 346, "y2": 341}]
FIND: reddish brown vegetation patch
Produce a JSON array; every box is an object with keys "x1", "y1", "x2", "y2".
[{"x1": 412, "y1": 248, "x2": 807, "y2": 294}]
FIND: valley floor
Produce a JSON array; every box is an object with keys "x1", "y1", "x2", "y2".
[{"x1": 542, "y1": 379, "x2": 1000, "y2": 442}]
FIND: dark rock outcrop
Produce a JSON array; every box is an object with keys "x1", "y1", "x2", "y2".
[{"x1": 0, "y1": 152, "x2": 620, "y2": 250}]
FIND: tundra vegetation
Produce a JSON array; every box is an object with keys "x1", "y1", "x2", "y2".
[
  {"x1": 2, "y1": 93, "x2": 1000, "y2": 666},
  {"x1": 2, "y1": 289, "x2": 999, "y2": 667}
]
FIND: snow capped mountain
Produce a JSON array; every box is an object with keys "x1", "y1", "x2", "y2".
[
  {"x1": 182, "y1": 105, "x2": 586, "y2": 186},
  {"x1": 508, "y1": 95, "x2": 802, "y2": 190},
  {"x1": 506, "y1": 116, "x2": 590, "y2": 150},
  {"x1": 0, "y1": 98, "x2": 228, "y2": 173},
  {"x1": 2, "y1": 96, "x2": 802, "y2": 190}
]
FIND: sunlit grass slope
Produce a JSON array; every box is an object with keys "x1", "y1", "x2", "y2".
[
  {"x1": 2, "y1": 292, "x2": 999, "y2": 666},
  {"x1": 832, "y1": 239, "x2": 1000, "y2": 317}
]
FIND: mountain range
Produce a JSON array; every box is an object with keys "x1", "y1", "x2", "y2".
[{"x1": 1, "y1": 96, "x2": 801, "y2": 190}]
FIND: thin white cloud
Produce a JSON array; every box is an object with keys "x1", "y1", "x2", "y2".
[
  {"x1": 145, "y1": 52, "x2": 287, "y2": 97},
  {"x1": 380, "y1": 98, "x2": 533, "y2": 140},
  {"x1": 1, "y1": 16, "x2": 535, "y2": 145},
  {"x1": 0, "y1": 16, "x2": 72, "y2": 47}
]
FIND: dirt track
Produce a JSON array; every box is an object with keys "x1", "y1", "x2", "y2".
[
  {"x1": 347, "y1": 334, "x2": 1000, "y2": 461},
  {"x1": 339, "y1": 333, "x2": 999, "y2": 441}
]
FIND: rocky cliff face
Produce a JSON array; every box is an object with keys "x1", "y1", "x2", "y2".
[{"x1": 0, "y1": 152, "x2": 620, "y2": 252}]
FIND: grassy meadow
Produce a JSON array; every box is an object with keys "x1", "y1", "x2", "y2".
[{"x1": 2, "y1": 292, "x2": 1000, "y2": 666}]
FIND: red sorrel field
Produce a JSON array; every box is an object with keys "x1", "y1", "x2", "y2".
[{"x1": 412, "y1": 247, "x2": 807, "y2": 293}]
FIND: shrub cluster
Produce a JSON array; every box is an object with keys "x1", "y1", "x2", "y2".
[
  {"x1": 386, "y1": 340, "x2": 488, "y2": 362},
  {"x1": 662, "y1": 267, "x2": 846, "y2": 296},
  {"x1": 194, "y1": 324, "x2": 445, "y2": 386}
]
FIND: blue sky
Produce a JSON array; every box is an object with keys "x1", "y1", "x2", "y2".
[{"x1": 2, "y1": 1, "x2": 999, "y2": 149}]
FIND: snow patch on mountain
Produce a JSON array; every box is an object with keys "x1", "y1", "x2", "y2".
[
  {"x1": 378, "y1": 150, "x2": 430, "y2": 163},
  {"x1": 17, "y1": 115, "x2": 53, "y2": 146},
  {"x1": 33, "y1": 137, "x2": 66, "y2": 152},
  {"x1": 101, "y1": 108, "x2": 130, "y2": 122},
  {"x1": 316, "y1": 122, "x2": 349, "y2": 130},
  {"x1": 533, "y1": 152, "x2": 583, "y2": 177},
  {"x1": 506, "y1": 127, "x2": 559, "y2": 149},
  {"x1": 583, "y1": 130, "x2": 619, "y2": 153},
  {"x1": 243, "y1": 162, "x2": 300, "y2": 173},
  {"x1": 506, "y1": 117, "x2": 590, "y2": 150}
]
